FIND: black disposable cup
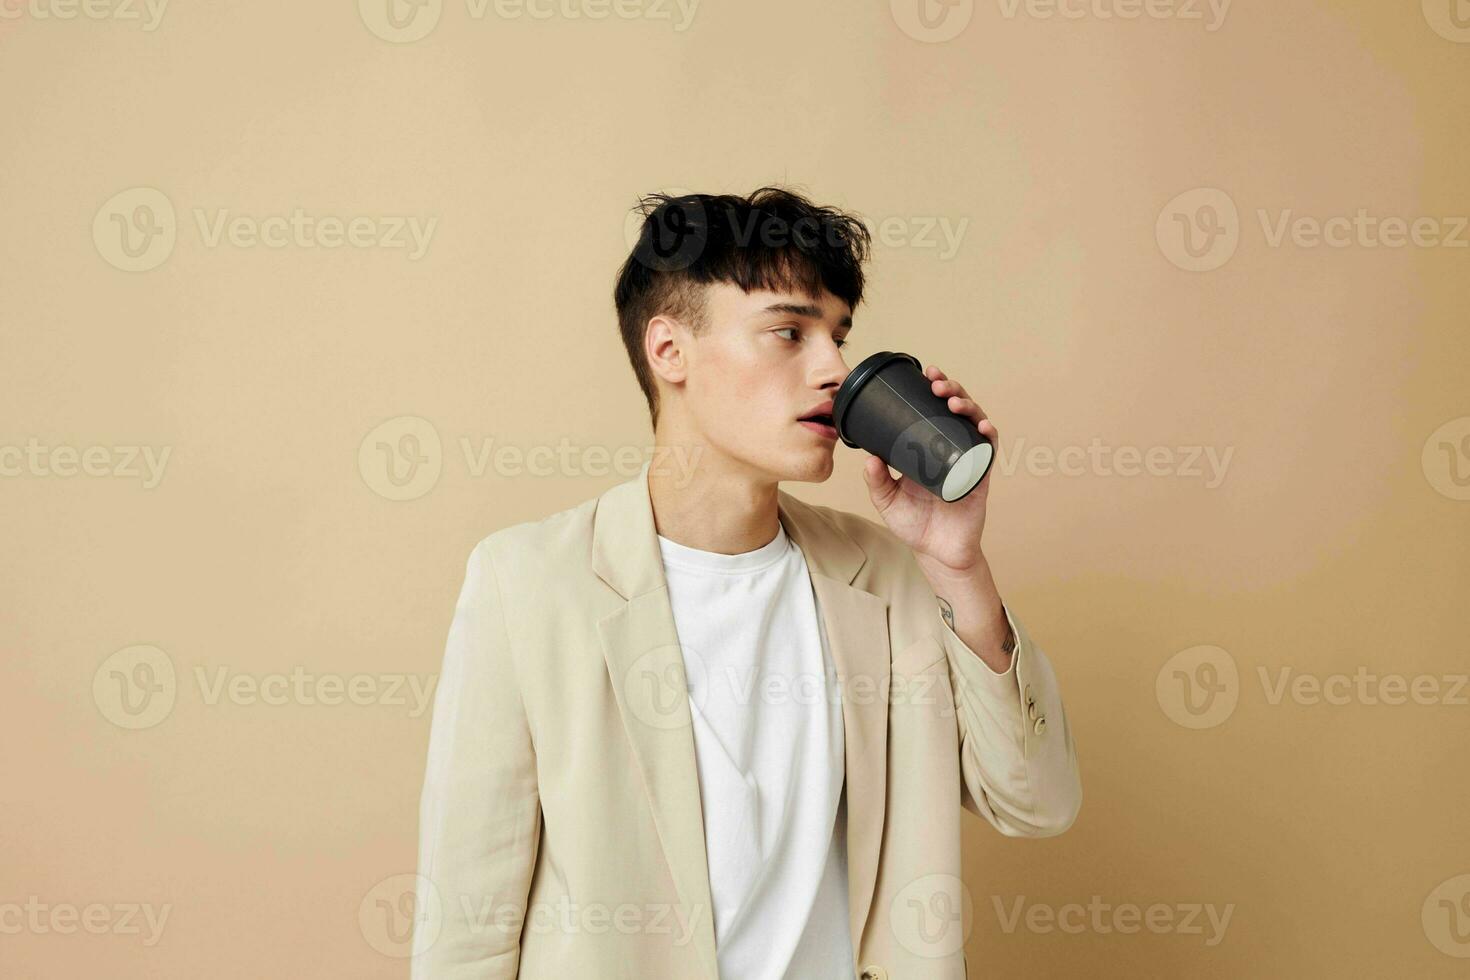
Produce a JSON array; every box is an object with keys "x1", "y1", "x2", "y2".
[{"x1": 833, "y1": 351, "x2": 994, "y2": 502}]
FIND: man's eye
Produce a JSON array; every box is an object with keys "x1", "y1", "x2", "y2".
[{"x1": 775, "y1": 326, "x2": 847, "y2": 349}]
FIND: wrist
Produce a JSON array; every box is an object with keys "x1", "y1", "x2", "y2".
[{"x1": 916, "y1": 551, "x2": 994, "y2": 591}]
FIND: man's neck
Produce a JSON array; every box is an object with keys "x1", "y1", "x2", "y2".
[{"x1": 647, "y1": 435, "x2": 781, "y2": 556}]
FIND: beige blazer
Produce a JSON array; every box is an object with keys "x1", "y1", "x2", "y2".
[{"x1": 412, "y1": 461, "x2": 1081, "y2": 980}]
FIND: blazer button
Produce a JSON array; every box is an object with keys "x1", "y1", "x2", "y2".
[
  {"x1": 859, "y1": 967, "x2": 888, "y2": 980},
  {"x1": 1033, "y1": 715, "x2": 1048, "y2": 736}
]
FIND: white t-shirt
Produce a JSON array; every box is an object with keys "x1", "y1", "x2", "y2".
[{"x1": 656, "y1": 521, "x2": 855, "y2": 980}]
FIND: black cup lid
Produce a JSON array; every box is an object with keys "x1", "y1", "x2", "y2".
[{"x1": 832, "y1": 350, "x2": 923, "y2": 448}]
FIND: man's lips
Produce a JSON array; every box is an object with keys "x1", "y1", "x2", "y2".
[
  {"x1": 798, "y1": 400, "x2": 837, "y2": 440},
  {"x1": 798, "y1": 418, "x2": 838, "y2": 440}
]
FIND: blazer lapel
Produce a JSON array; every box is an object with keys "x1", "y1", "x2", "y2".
[
  {"x1": 776, "y1": 492, "x2": 891, "y2": 957},
  {"x1": 591, "y1": 461, "x2": 891, "y2": 971},
  {"x1": 592, "y1": 464, "x2": 720, "y2": 980}
]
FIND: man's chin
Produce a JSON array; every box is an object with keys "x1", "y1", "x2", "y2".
[{"x1": 774, "y1": 451, "x2": 837, "y2": 485}]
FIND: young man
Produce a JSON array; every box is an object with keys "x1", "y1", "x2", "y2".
[{"x1": 412, "y1": 187, "x2": 1082, "y2": 980}]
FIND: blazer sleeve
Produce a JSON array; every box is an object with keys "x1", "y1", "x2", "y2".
[
  {"x1": 413, "y1": 539, "x2": 541, "y2": 980},
  {"x1": 937, "y1": 601, "x2": 1082, "y2": 838}
]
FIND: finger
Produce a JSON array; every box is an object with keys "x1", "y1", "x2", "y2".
[
  {"x1": 933, "y1": 377, "x2": 971, "y2": 402},
  {"x1": 862, "y1": 453, "x2": 901, "y2": 507},
  {"x1": 925, "y1": 364, "x2": 949, "y2": 382},
  {"x1": 944, "y1": 392, "x2": 988, "y2": 421},
  {"x1": 947, "y1": 395, "x2": 984, "y2": 421}
]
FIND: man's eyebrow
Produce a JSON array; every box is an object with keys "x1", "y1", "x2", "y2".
[{"x1": 756, "y1": 302, "x2": 853, "y2": 328}]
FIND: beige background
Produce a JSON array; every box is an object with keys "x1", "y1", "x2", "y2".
[{"x1": 3, "y1": 0, "x2": 1468, "y2": 976}]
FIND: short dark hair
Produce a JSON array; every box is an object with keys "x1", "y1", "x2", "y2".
[{"x1": 613, "y1": 186, "x2": 873, "y2": 428}]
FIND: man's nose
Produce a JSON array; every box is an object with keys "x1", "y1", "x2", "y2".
[{"x1": 813, "y1": 353, "x2": 848, "y2": 390}]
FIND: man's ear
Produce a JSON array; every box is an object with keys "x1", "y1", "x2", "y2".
[{"x1": 645, "y1": 315, "x2": 688, "y2": 385}]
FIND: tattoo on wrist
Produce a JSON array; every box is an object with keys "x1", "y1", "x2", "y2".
[{"x1": 939, "y1": 596, "x2": 1018, "y2": 656}]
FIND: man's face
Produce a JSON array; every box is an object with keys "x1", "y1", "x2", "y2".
[{"x1": 672, "y1": 282, "x2": 853, "y2": 485}]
